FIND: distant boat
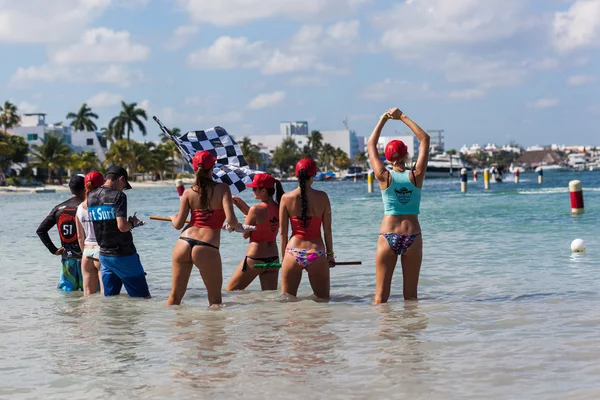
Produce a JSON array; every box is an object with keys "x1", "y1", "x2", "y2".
[
  {"x1": 509, "y1": 163, "x2": 526, "y2": 173},
  {"x1": 588, "y1": 162, "x2": 600, "y2": 172},
  {"x1": 425, "y1": 153, "x2": 469, "y2": 178},
  {"x1": 343, "y1": 165, "x2": 367, "y2": 180},
  {"x1": 536, "y1": 164, "x2": 569, "y2": 173}
]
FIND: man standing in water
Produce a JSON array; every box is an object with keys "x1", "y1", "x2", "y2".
[
  {"x1": 36, "y1": 175, "x2": 86, "y2": 291},
  {"x1": 87, "y1": 166, "x2": 151, "y2": 298}
]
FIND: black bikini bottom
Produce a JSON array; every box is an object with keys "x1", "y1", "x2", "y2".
[{"x1": 179, "y1": 237, "x2": 219, "y2": 250}]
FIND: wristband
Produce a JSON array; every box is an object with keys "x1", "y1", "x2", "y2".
[
  {"x1": 326, "y1": 252, "x2": 335, "y2": 256},
  {"x1": 380, "y1": 113, "x2": 389, "y2": 121}
]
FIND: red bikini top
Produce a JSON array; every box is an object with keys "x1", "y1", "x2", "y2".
[
  {"x1": 189, "y1": 209, "x2": 226, "y2": 230},
  {"x1": 290, "y1": 216, "x2": 322, "y2": 240},
  {"x1": 250, "y1": 203, "x2": 279, "y2": 243}
]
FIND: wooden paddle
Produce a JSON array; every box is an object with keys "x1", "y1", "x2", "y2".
[
  {"x1": 253, "y1": 261, "x2": 362, "y2": 269},
  {"x1": 149, "y1": 215, "x2": 256, "y2": 232}
]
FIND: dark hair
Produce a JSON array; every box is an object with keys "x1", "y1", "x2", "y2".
[
  {"x1": 298, "y1": 169, "x2": 309, "y2": 227},
  {"x1": 194, "y1": 168, "x2": 216, "y2": 209},
  {"x1": 266, "y1": 179, "x2": 285, "y2": 205}
]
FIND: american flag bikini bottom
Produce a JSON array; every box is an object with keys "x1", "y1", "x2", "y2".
[{"x1": 380, "y1": 233, "x2": 421, "y2": 255}]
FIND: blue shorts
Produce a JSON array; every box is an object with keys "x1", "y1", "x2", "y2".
[
  {"x1": 99, "y1": 253, "x2": 150, "y2": 298},
  {"x1": 59, "y1": 258, "x2": 83, "y2": 291}
]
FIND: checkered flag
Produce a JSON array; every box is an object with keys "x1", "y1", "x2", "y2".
[{"x1": 153, "y1": 116, "x2": 257, "y2": 195}]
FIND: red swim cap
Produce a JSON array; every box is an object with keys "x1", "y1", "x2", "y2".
[
  {"x1": 246, "y1": 173, "x2": 275, "y2": 189},
  {"x1": 384, "y1": 140, "x2": 408, "y2": 162},
  {"x1": 295, "y1": 158, "x2": 317, "y2": 177},
  {"x1": 84, "y1": 171, "x2": 105, "y2": 189},
  {"x1": 192, "y1": 150, "x2": 216, "y2": 171}
]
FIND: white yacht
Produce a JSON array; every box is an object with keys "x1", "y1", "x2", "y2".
[{"x1": 425, "y1": 153, "x2": 469, "y2": 178}]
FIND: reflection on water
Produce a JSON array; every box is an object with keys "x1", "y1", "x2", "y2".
[
  {"x1": 170, "y1": 309, "x2": 237, "y2": 388},
  {"x1": 375, "y1": 302, "x2": 431, "y2": 383},
  {"x1": 2, "y1": 177, "x2": 600, "y2": 399}
]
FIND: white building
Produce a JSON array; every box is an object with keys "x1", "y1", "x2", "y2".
[
  {"x1": 9, "y1": 113, "x2": 108, "y2": 161},
  {"x1": 250, "y1": 128, "x2": 366, "y2": 164},
  {"x1": 280, "y1": 121, "x2": 308, "y2": 136}
]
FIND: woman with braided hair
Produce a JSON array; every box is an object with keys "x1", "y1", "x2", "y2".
[{"x1": 279, "y1": 158, "x2": 335, "y2": 299}]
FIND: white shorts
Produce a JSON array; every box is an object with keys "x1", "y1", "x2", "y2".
[{"x1": 83, "y1": 245, "x2": 100, "y2": 260}]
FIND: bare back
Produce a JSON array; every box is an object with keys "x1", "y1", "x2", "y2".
[{"x1": 179, "y1": 183, "x2": 232, "y2": 246}]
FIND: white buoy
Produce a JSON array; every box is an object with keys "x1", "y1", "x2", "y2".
[
  {"x1": 571, "y1": 239, "x2": 587, "y2": 253},
  {"x1": 460, "y1": 168, "x2": 468, "y2": 193}
]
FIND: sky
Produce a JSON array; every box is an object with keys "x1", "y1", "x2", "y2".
[{"x1": 1, "y1": 0, "x2": 599, "y2": 149}]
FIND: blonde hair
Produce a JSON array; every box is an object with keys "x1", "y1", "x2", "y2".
[{"x1": 392, "y1": 152, "x2": 412, "y2": 170}]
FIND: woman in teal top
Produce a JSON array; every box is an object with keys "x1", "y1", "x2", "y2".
[{"x1": 367, "y1": 107, "x2": 430, "y2": 303}]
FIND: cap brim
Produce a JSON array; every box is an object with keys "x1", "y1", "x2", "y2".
[
  {"x1": 125, "y1": 180, "x2": 132, "y2": 190},
  {"x1": 246, "y1": 182, "x2": 258, "y2": 188}
]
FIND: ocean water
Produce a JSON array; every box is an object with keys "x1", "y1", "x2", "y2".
[{"x1": 1, "y1": 172, "x2": 599, "y2": 399}]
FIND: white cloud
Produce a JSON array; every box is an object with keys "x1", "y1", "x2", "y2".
[
  {"x1": 567, "y1": 74, "x2": 597, "y2": 85},
  {"x1": 166, "y1": 25, "x2": 199, "y2": 50},
  {"x1": 247, "y1": 91, "x2": 286, "y2": 110},
  {"x1": 373, "y1": 0, "x2": 535, "y2": 54},
  {"x1": 178, "y1": 0, "x2": 369, "y2": 26},
  {"x1": 10, "y1": 64, "x2": 144, "y2": 87},
  {"x1": 361, "y1": 79, "x2": 436, "y2": 101},
  {"x1": 0, "y1": 0, "x2": 110, "y2": 43},
  {"x1": 51, "y1": 28, "x2": 150, "y2": 64},
  {"x1": 17, "y1": 101, "x2": 38, "y2": 113},
  {"x1": 87, "y1": 92, "x2": 123, "y2": 108},
  {"x1": 441, "y1": 54, "x2": 527, "y2": 89},
  {"x1": 553, "y1": 0, "x2": 600, "y2": 52},
  {"x1": 531, "y1": 98, "x2": 559, "y2": 109},
  {"x1": 188, "y1": 36, "x2": 268, "y2": 69}
]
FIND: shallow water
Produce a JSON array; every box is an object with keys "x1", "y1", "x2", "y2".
[{"x1": 1, "y1": 172, "x2": 600, "y2": 399}]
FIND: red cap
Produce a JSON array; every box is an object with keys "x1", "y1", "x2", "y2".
[
  {"x1": 247, "y1": 173, "x2": 275, "y2": 189},
  {"x1": 295, "y1": 158, "x2": 318, "y2": 177},
  {"x1": 84, "y1": 171, "x2": 105, "y2": 189},
  {"x1": 385, "y1": 140, "x2": 408, "y2": 162},
  {"x1": 192, "y1": 150, "x2": 216, "y2": 171}
]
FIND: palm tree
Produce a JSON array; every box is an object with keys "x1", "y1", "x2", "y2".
[
  {"x1": 101, "y1": 126, "x2": 117, "y2": 145},
  {"x1": 354, "y1": 151, "x2": 367, "y2": 167},
  {"x1": 0, "y1": 101, "x2": 21, "y2": 133},
  {"x1": 307, "y1": 130, "x2": 323, "y2": 157},
  {"x1": 29, "y1": 135, "x2": 73, "y2": 183},
  {"x1": 152, "y1": 143, "x2": 176, "y2": 180},
  {"x1": 272, "y1": 137, "x2": 300, "y2": 176},
  {"x1": 104, "y1": 139, "x2": 135, "y2": 171},
  {"x1": 70, "y1": 151, "x2": 100, "y2": 173},
  {"x1": 319, "y1": 143, "x2": 337, "y2": 171},
  {"x1": 239, "y1": 136, "x2": 261, "y2": 169},
  {"x1": 159, "y1": 126, "x2": 181, "y2": 143},
  {"x1": 66, "y1": 103, "x2": 98, "y2": 132},
  {"x1": 333, "y1": 147, "x2": 351, "y2": 171},
  {"x1": 109, "y1": 101, "x2": 148, "y2": 142}
]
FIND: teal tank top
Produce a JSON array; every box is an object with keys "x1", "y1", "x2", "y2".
[{"x1": 381, "y1": 170, "x2": 421, "y2": 215}]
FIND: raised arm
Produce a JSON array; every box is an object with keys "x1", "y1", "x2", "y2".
[
  {"x1": 171, "y1": 189, "x2": 191, "y2": 230},
  {"x1": 389, "y1": 109, "x2": 431, "y2": 183},
  {"x1": 322, "y1": 193, "x2": 334, "y2": 267},
  {"x1": 222, "y1": 185, "x2": 240, "y2": 228},
  {"x1": 279, "y1": 196, "x2": 290, "y2": 261},
  {"x1": 366, "y1": 112, "x2": 391, "y2": 182}
]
